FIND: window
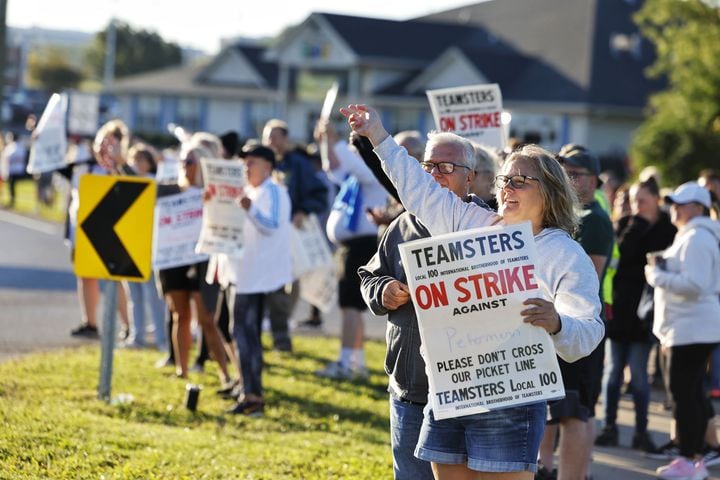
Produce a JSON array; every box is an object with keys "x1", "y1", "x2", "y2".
[
  {"x1": 135, "y1": 96, "x2": 161, "y2": 132},
  {"x1": 176, "y1": 98, "x2": 202, "y2": 131}
]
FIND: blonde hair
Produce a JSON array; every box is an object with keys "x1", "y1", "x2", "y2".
[
  {"x1": 505, "y1": 145, "x2": 580, "y2": 235},
  {"x1": 93, "y1": 119, "x2": 130, "y2": 163},
  {"x1": 187, "y1": 132, "x2": 223, "y2": 159},
  {"x1": 181, "y1": 144, "x2": 214, "y2": 187}
]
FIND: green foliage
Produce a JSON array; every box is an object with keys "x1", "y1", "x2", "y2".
[
  {"x1": 0, "y1": 178, "x2": 68, "y2": 223},
  {"x1": 85, "y1": 21, "x2": 182, "y2": 80},
  {"x1": 26, "y1": 47, "x2": 85, "y2": 93},
  {"x1": 0, "y1": 337, "x2": 393, "y2": 479},
  {"x1": 631, "y1": 0, "x2": 720, "y2": 185}
]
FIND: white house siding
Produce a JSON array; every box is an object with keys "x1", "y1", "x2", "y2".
[
  {"x1": 206, "y1": 99, "x2": 244, "y2": 136},
  {"x1": 585, "y1": 115, "x2": 641, "y2": 156}
]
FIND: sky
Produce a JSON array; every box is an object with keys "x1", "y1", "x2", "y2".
[{"x1": 8, "y1": 0, "x2": 480, "y2": 53}]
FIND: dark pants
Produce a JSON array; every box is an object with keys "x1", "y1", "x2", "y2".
[
  {"x1": 230, "y1": 289, "x2": 265, "y2": 397},
  {"x1": 265, "y1": 283, "x2": 297, "y2": 350},
  {"x1": 667, "y1": 342, "x2": 718, "y2": 458}
]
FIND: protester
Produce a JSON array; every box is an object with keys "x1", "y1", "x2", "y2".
[
  {"x1": 67, "y1": 120, "x2": 132, "y2": 339},
  {"x1": 358, "y1": 131, "x2": 489, "y2": 480},
  {"x1": 469, "y1": 142, "x2": 500, "y2": 211},
  {"x1": 313, "y1": 120, "x2": 387, "y2": 380},
  {"x1": 262, "y1": 119, "x2": 329, "y2": 351},
  {"x1": 1, "y1": 132, "x2": 28, "y2": 208},
  {"x1": 645, "y1": 182, "x2": 720, "y2": 480},
  {"x1": 193, "y1": 132, "x2": 240, "y2": 379},
  {"x1": 123, "y1": 143, "x2": 168, "y2": 350},
  {"x1": 220, "y1": 143, "x2": 292, "y2": 416},
  {"x1": 595, "y1": 177, "x2": 676, "y2": 453},
  {"x1": 538, "y1": 144, "x2": 614, "y2": 480},
  {"x1": 158, "y1": 140, "x2": 233, "y2": 388},
  {"x1": 341, "y1": 104, "x2": 603, "y2": 479},
  {"x1": 697, "y1": 169, "x2": 720, "y2": 400}
]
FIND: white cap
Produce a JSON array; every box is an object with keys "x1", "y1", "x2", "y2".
[{"x1": 664, "y1": 181, "x2": 711, "y2": 208}]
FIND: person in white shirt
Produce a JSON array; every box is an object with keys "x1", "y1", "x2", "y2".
[
  {"x1": 1, "y1": 132, "x2": 28, "y2": 208},
  {"x1": 313, "y1": 120, "x2": 388, "y2": 380},
  {"x1": 222, "y1": 143, "x2": 292, "y2": 417}
]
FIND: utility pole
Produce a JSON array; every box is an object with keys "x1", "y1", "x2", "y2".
[
  {"x1": 103, "y1": 17, "x2": 116, "y2": 90},
  {"x1": 0, "y1": 0, "x2": 7, "y2": 133}
]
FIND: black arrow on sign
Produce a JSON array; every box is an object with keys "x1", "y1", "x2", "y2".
[{"x1": 80, "y1": 180, "x2": 149, "y2": 278}]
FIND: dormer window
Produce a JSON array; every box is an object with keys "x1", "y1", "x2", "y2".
[{"x1": 610, "y1": 32, "x2": 642, "y2": 60}]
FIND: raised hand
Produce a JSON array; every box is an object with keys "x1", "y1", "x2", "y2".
[{"x1": 339, "y1": 104, "x2": 389, "y2": 146}]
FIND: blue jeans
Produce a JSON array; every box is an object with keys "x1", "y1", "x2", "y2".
[
  {"x1": 389, "y1": 396, "x2": 434, "y2": 480},
  {"x1": 127, "y1": 275, "x2": 167, "y2": 349},
  {"x1": 601, "y1": 339, "x2": 652, "y2": 432},
  {"x1": 229, "y1": 289, "x2": 264, "y2": 397}
]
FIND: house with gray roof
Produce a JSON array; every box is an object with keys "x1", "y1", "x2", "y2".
[{"x1": 110, "y1": 0, "x2": 661, "y2": 156}]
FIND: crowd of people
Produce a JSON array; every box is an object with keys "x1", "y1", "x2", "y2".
[{"x1": 6, "y1": 101, "x2": 720, "y2": 480}]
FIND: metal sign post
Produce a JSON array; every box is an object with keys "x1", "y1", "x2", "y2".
[
  {"x1": 73, "y1": 174, "x2": 156, "y2": 402},
  {"x1": 98, "y1": 280, "x2": 118, "y2": 400}
]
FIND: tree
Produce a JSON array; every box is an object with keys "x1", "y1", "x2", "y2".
[
  {"x1": 85, "y1": 21, "x2": 182, "y2": 79},
  {"x1": 27, "y1": 47, "x2": 85, "y2": 93},
  {"x1": 631, "y1": 0, "x2": 720, "y2": 185}
]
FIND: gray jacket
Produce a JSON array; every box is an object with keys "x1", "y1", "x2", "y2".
[{"x1": 359, "y1": 195, "x2": 489, "y2": 404}]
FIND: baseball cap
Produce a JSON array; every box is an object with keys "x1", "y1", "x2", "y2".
[
  {"x1": 239, "y1": 143, "x2": 276, "y2": 167},
  {"x1": 558, "y1": 144, "x2": 601, "y2": 176},
  {"x1": 664, "y1": 181, "x2": 711, "y2": 208}
]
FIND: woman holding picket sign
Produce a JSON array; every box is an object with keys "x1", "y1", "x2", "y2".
[{"x1": 340, "y1": 104, "x2": 603, "y2": 480}]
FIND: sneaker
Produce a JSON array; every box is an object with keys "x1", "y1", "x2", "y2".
[
  {"x1": 118, "y1": 328, "x2": 129, "y2": 341},
  {"x1": 656, "y1": 458, "x2": 696, "y2": 480},
  {"x1": 296, "y1": 316, "x2": 322, "y2": 329},
  {"x1": 353, "y1": 365, "x2": 370, "y2": 380},
  {"x1": 189, "y1": 363, "x2": 205, "y2": 374},
  {"x1": 695, "y1": 459, "x2": 709, "y2": 479},
  {"x1": 632, "y1": 430, "x2": 658, "y2": 453},
  {"x1": 70, "y1": 323, "x2": 99, "y2": 339},
  {"x1": 154, "y1": 356, "x2": 175, "y2": 369},
  {"x1": 535, "y1": 465, "x2": 557, "y2": 480},
  {"x1": 702, "y1": 446, "x2": 720, "y2": 468},
  {"x1": 315, "y1": 361, "x2": 354, "y2": 380},
  {"x1": 216, "y1": 379, "x2": 240, "y2": 396},
  {"x1": 273, "y1": 341, "x2": 293, "y2": 353},
  {"x1": 594, "y1": 424, "x2": 619, "y2": 447},
  {"x1": 646, "y1": 440, "x2": 681, "y2": 460},
  {"x1": 226, "y1": 398, "x2": 265, "y2": 417}
]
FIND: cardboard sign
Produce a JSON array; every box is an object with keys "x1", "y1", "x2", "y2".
[
  {"x1": 426, "y1": 84, "x2": 505, "y2": 150},
  {"x1": 398, "y1": 221, "x2": 563, "y2": 419},
  {"x1": 196, "y1": 159, "x2": 246, "y2": 255},
  {"x1": 27, "y1": 93, "x2": 68, "y2": 174},
  {"x1": 153, "y1": 188, "x2": 209, "y2": 270}
]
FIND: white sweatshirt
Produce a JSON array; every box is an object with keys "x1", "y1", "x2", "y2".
[
  {"x1": 646, "y1": 216, "x2": 720, "y2": 347},
  {"x1": 374, "y1": 136, "x2": 604, "y2": 363}
]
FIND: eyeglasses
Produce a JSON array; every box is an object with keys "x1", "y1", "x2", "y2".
[
  {"x1": 494, "y1": 174, "x2": 540, "y2": 189},
  {"x1": 420, "y1": 161, "x2": 471, "y2": 174}
]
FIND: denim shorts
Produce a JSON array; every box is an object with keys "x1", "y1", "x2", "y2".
[{"x1": 414, "y1": 401, "x2": 546, "y2": 473}]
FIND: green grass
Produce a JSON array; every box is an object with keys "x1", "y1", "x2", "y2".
[
  {"x1": 0, "y1": 336, "x2": 393, "y2": 479},
  {"x1": 1, "y1": 178, "x2": 68, "y2": 223}
]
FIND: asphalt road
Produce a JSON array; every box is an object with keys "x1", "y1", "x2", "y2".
[{"x1": 1, "y1": 209, "x2": 718, "y2": 479}]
